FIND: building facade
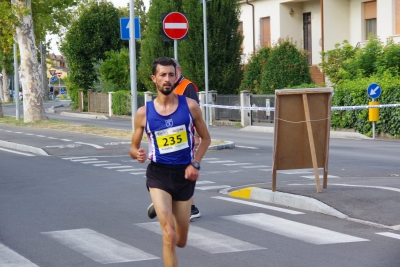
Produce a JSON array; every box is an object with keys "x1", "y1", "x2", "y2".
[{"x1": 239, "y1": 0, "x2": 399, "y2": 83}]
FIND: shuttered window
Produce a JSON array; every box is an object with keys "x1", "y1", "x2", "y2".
[
  {"x1": 364, "y1": 1, "x2": 377, "y2": 37},
  {"x1": 260, "y1": 17, "x2": 271, "y2": 47}
]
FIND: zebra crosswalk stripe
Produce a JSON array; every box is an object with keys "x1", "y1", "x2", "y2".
[
  {"x1": 42, "y1": 228, "x2": 159, "y2": 263},
  {"x1": 135, "y1": 222, "x2": 265, "y2": 253},
  {"x1": 376, "y1": 232, "x2": 400, "y2": 240},
  {"x1": 223, "y1": 213, "x2": 369, "y2": 245},
  {"x1": 0, "y1": 243, "x2": 39, "y2": 267}
]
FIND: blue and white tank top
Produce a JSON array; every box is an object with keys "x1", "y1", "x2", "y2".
[{"x1": 146, "y1": 95, "x2": 196, "y2": 165}]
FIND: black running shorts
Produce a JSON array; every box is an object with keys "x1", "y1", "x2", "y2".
[{"x1": 146, "y1": 161, "x2": 196, "y2": 201}]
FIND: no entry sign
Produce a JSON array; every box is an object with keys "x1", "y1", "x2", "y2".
[{"x1": 163, "y1": 12, "x2": 188, "y2": 40}]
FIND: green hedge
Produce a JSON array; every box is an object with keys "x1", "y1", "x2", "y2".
[
  {"x1": 332, "y1": 72, "x2": 400, "y2": 137},
  {"x1": 112, "y1": 91, "x2": 132, "y2": 115}
]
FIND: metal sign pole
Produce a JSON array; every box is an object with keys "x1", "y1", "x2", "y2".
[
  {"x1": 202, "y1": 0, "x2": 209, "y2": 129},
  {"x1": 174, "y1": 39, "x2": 178, "y2": 60},
  {"x1": 14, "y1": 43, "x2": 20, "y2": 120},
  {"x1": 129, "y1": 0, "x2": 137, "y2": 130}
]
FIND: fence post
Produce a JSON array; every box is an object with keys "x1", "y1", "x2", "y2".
[
  {"x1": 240, "y1": 90, "x2": 251, "y2": 127},
  {"x1": 108, "y1": 92, "x2": 115, "y2": 116},
  {"x1": 209, "y1": 90, "x2": 217, "y2": 125},
  {"x1": 144, "y1": 91, "x2": 153, "y2": 105},
  {"x1": 198, "y1": 91, "x2": 206, "y2": 121},
  {"x1": 87, "y1": 89, "x2": 92, "y2": 113},
  {"x1": 78, "y1": 90, "x2": 83, "y2": 112}
]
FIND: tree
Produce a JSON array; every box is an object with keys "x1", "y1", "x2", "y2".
[
  {"x1": 139, "y1": 0, "x2": 243, "y2": 94},
  {"x1": 61, "y1": 1, "x2": 126, "y2": 107},
  {"x1": 261, "y1": 38, "x2": 312, "y2": 93}
]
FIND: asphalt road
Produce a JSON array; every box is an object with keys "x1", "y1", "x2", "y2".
[{"x1": 1, "y1": 100, "x2": 400, "y2": 266}]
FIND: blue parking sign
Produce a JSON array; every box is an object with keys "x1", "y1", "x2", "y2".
[{"x1": 120, "y1": 17, "x2": 141, "y2": 40}]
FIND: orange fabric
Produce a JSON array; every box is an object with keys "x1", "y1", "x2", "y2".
[{"x1": 174, "y1": 78, "x2": 198, "y2": 95}]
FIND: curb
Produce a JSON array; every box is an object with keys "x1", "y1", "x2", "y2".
[
  {"x1": 228, "y1": 187, "x2": 347, "y2": 219},
  {"x1": 240, "y1": 126, "x2": 371, "y2": 140},
  {"x1": 59, "y1": 112, "x2": 108, "y2": 120},
  {"x1": 0, "y1": 140, "x2": 49, "y2": 156},
  {"x1": 208, "y1": 140, "x2": 235, "y2": 150}
]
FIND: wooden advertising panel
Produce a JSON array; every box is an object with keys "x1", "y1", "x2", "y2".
[{"x1": 272, "y1": 88, "x2": 333, "y2": 193}]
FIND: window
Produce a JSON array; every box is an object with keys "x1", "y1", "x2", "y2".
[
  {"x1": 364, "y1": 1, "x2": 377, "y2": 37},
  {"x1": 260, "y1": 17, "x2": 271, "y2": 47}
]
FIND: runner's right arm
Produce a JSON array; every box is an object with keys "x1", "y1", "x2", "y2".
[{"x1": 129, "y1": 106, "x2": 147, "y2": 163}]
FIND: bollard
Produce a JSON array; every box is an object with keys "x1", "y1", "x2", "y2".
[{"x1": 368, "y1": 101, "x2": 379, "y2": 139}]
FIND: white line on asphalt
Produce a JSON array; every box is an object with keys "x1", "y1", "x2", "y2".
[
  {"x1": 301, "y1": 175, "x2": 340, "y2": 179},
  {"x1": 36, "y1": 135, "x2": 46, "y2": 137},
  {"x1": 47, "y1": 137, "x2": 58, "y2": 139},
  {"x1": 0, "y1": 147, "x2": 35, "y2": 156},
  {"x1": 196, "y1": 181, "x2": 215, "y2": 185},
  {"x1": 212, "y1": 196, "x2": 304, "y2": 215},
  {"x1": 208, "y1": 160, "x2": 236, "y2": 164},
  {"x1": 60, "y1": 139, "x2": 72, "y2": 141},
  {"x1": 240, "y1": 165, "x2": 271, "y2": 168},
  {"x1": 259, "y1": 169, "x2": 272, "y2": 171},
  {"x1": 4, "y1": 130, "x2": 12, "y2": 132},
  {"x1": 376, "y1": 232, "x2": 400, "y2": 240},
  {"x1": 117, "y1": 168, "x2": 146, "y2": 172},
  {"x1": 81, "y1": 161, "x2": 109, "y2": 164},
  {"x1": 223, "y1": 213, "x2": 369, "y2": 245},
  {"x1": 196, "y1": 185, "x2": 231, "y2": 190},
  {"x1": 223, "y1": 163, "x2": 252, "y2": 166},
  {"x1": 75, "y1": 142, "x2": 104, "y2": 149},
  {"x1": 235, "y1": 145, "x2": 258, "y2": 149},
  {"x1": 70, "y1": 158, "x2": 98, "y2": 162},
  {"x1": 0, "y1": 243, "x2": 40, "y2": 267},
  {"x1": 103, "y1": 166, "x2": 134, "y2": 169},
  {"x1": 62, "y1": 156, "x2": 89, "y2": 160},
  {"x1": 202, "y1": 158, "x2": 220, "y2": 161},
  {"x1": 129, "y1": 172, "x2": 146, "y2": 175},
  {"x1": 278, "y1": 170, "x2": 313, "y2": 174},
  {"x1": 25, "y1": 133, "x2": 34, "y2": 135},
  {"x1": 42, "y1": 228, "x2": 159, "y2": 263},
  {"x1": 135, "y1": 222, "x2": 265, "y2": 253},
  {"x1": 14, "y1": 132, "x2": 23, "y2": 134},
  {"x1": 93, "y1": 163, "x2": 121, "y2": 167},
  {"x1": 332, "y1": 184, "x2": 400, "y2": 193}
]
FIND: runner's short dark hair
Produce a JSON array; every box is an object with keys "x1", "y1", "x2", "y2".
[{"x1": 152, "y1": 57, "x2": 176, "y2": 75}]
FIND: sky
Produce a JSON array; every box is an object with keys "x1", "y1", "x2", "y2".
[{"x1": 47, "y1": 0, "x2": 150, "y2": 54}]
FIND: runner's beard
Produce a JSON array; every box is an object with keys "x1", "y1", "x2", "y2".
[{"x1": 158, "y1": 83, "x2": 173, "y2": 96}]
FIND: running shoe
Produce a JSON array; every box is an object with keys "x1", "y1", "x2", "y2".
[
  {"x1": 147, "y1": 203, "x2": 157, "y2": 219},
  {"x1": 190, "y1": 205, "x2": 201, "y2": 221}
]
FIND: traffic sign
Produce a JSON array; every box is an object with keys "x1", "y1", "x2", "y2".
[
  {"x1": 367, "y1": 83, "x2": 381, "y2": 99},
  {"x1": 57, "y1": 72, "x2": 62, "y2": 78},
  {"x1": 49, "y1": 70, "x2": 56, "y2": 76},
  {"x1": 50, "y1": 76, "x2": 57, "y2": 83},
  {"x1": 120, "y1": 17, "x2": 141, "y2": 40},
  {"x1": 163, "y1": 12, "x2": 188, "y2": 40}
]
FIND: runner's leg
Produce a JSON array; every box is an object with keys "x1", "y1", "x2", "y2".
[{"x1": 172, "y1": 199, "x2": 191, "y2": 247}]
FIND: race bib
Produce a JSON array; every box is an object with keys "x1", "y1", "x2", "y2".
[{"x1": 155, "y1": 125, "x2": 189, "y2": 154}]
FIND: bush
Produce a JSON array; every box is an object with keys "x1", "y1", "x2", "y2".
[
  {"x1": 112, "y1": 91, "x2": 132, "y2": 116},
  {"x1": 240, "y1": 47, "x2": 271, "y2": 94},
  {"x1": 260, "y1": 38, "x2": 312, "y2": 94},
  {"x1": 332, "y1": 71, "x2": 400, "y2": 137}
]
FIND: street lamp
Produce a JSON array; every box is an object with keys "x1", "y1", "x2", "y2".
[{"x1": 200, "y1": 0, "x2": 210, "y2": 129}]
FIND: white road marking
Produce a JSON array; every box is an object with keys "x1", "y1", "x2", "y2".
[
  {"x1": 36, "y1": 135, "x2": 46, "y2": 137},
  {"x1": 93, "y1": 163, "x2": 121, "y2": 167},
  {"x1": 60, "y1": 139, "x2": 72, "y2": 141},
  {"x1": 103, "y1": 166, "x2": 134, "y2": 169},
  {"x1": 14, "y1": 132, "x2": 23, "y2": 134},
  {"x1": 42, "y1": 228, "x2": 158, "y2": 263},
  {"x1": 81, "y1": 161, "x2": 109, "y2": 164},
  {"x1": 70, "y1": 158, "x2": 98, "y2": 162},
  {"x1": 212, "y1": 196, "x2": 304, "y2": 215},
  {"x1": 235, "y1": 145, "x2": 258, "y2": 149},
  {"x1": 75, "y1": 142, "x2": 104, "y2": 149},
  {"x1": 332, "y1": 184, "x2": 400, "y2": 193},
  {"x1": 47, "y1": 137, "x2": 58, "y2": 139},
  {"x1": 196, "y1": 181, "x2": 215, "y2": 185},
  {"x1": 4, "y1": 130, "x2": 12, "y2": 132},
  {"x1": 301, "y1": 175, "x2": 340, "y2": 179},
  {"x1": 223, "y1": 213, "x2": 369, "y2": 245},
  {"x1": 223, "y1": 163, "x2": 252, "y2": 166},
  {"x1": 0, "y1": 148, "x2": 35, "y2": 156},
  {"x1": 241, "y1": 165, "x2": 271, "y2": 168},
  {"x1": 0, "y1": 243, "x2": 39, "y2": 267},
  {"x1": 62, "y1": 156, "x2": 89, "y2": 160},
  {"x1": 130, "y1": 172, "x2": 146, "y2": 175},
  {"x1": 259, "y1": 169, "x2": 272, "y2": 171},
  {"x1": 278, "y1": 170, "x2": 313, "y2": 174},
  {"x1": 202, "y1": 158, "x2": 220, "y2": 161},
  {"x1": 376, "y1": 232, "x2": 400, "y2": 240},
  {"x1": 117, "y1": 168, "x2": 146, "y2": 172},
  {"x1": 208, "y1": 160, "x2": 236, "y2": 164},
  {"x1": 196, "y1": 185, "x2": 231, "y2": 190},
  {"x1": 25, "y1": 133, "x2": 34, "y2": 135},
  {"x1": 135, "y1": 222, "x2": 265, "y2": 253}
]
